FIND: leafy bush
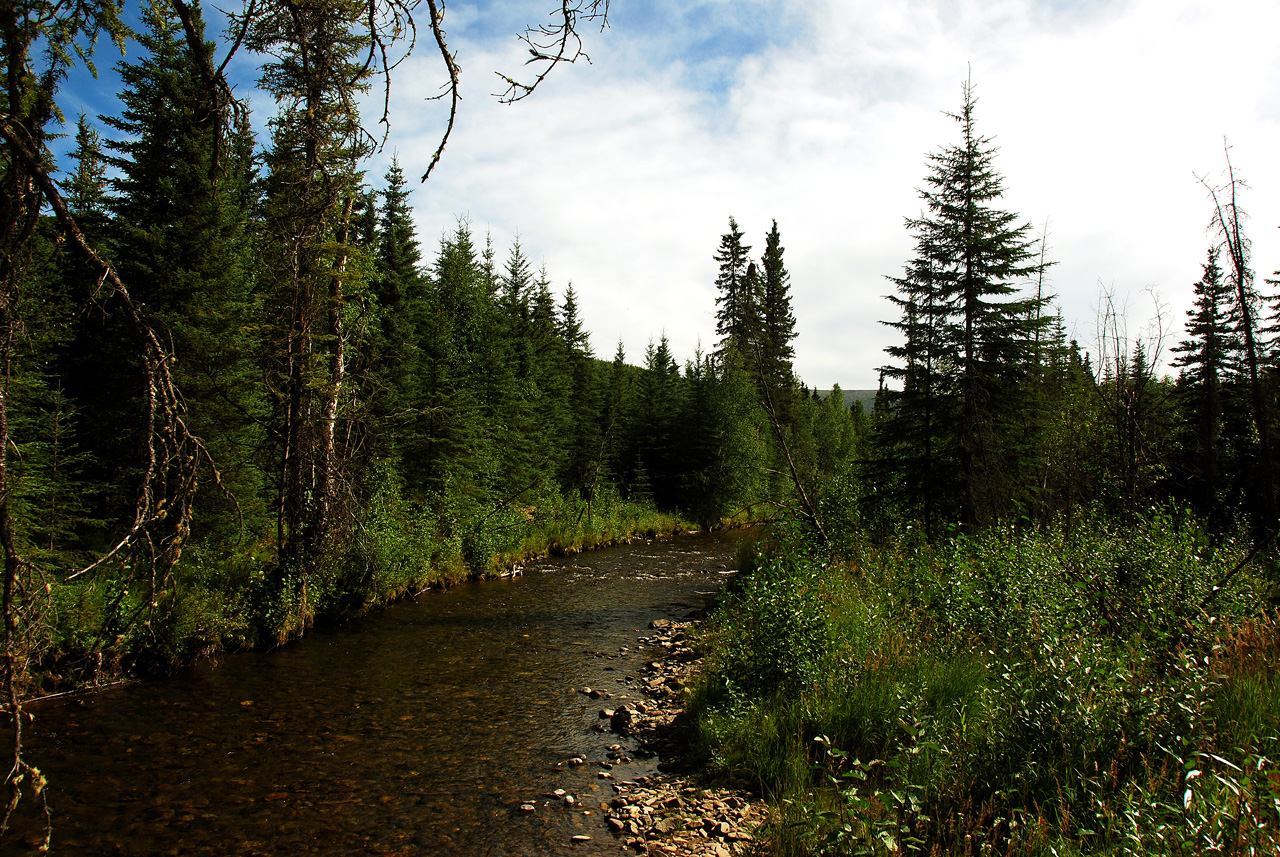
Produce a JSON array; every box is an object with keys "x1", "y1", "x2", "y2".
[{"x1": 688, "y1": 512, "x2": 1279, "y2": 855}]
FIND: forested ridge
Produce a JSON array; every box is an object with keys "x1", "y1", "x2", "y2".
[{"x1": 3, "y1": 0, "x2": 1280, "y2": 852}]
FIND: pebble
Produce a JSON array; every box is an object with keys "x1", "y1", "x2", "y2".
[{"x1": 519, "y1": 803, "x2": 535, "y2": 812}]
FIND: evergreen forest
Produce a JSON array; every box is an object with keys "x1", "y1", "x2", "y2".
[{"x1": 3, "y1": 1, "x2": 1279, "y2": 854}]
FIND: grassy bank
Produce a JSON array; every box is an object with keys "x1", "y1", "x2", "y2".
[
  {"x1": 684, "y1": 514, "x2": 1280, "y2": 855},
  {"x1": 32, "y1": 483, "x2": 689, "y2": 692}
]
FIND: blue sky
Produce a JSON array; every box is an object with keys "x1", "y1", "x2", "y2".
[{"x1": 53, "y1": 0, "x2": 1280, "y2": 389}]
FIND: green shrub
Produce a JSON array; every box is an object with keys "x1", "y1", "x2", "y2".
[{"x1": 688, "y1": 512, "x2": 1278, "y2": 855}]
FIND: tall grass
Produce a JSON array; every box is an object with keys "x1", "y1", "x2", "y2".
[{"x1": 685, "y1": 512, "x2": 1280, "y2": 855}]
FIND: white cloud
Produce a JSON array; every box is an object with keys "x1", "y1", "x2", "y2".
[{"x1": 363, "y1": 0, "x2": 1280, "y2": 387}]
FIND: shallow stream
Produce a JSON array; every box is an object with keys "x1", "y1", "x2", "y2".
[{"x1": 4, "y1": 532, "x2": 741, "y2": 856}]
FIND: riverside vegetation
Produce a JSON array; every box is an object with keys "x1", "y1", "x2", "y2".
[
  {"x1": 4, "y1": 1, "x2": 1280, "y2": 854},
  {"x1": 686, "y1": 519, "x2": 1279, "y2": 856},
  {"x1": 673, "y1": 85, "x2": 1280, "y2": 857}
]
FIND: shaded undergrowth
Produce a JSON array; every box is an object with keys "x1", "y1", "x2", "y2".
[{"x1": 685, "y1": 513, "x2": 1280, "y2": 855}]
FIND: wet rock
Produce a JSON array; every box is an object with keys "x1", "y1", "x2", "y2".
[
  {"x1": 611, "y1": 705, "x2": 634, "y2": 734},
  {"x1": 587, "y1": 618, "x2": 769, "y2": 856}
]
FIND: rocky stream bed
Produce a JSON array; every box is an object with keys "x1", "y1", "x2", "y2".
[{"x1": 524, "y1": 618, "x2": 770, "y2": 856}]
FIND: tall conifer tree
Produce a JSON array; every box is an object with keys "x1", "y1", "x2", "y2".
[
  {"x1": 713, "y1": 217, "x2": 757, "y2": 352},
  {"x1": 250, "y1": 0, "x2": 374, "y2": 596},
  {"x1": 877, "y1": 79, "x2": 1050, "y2": 531},
  {"x1": 1171, "y1": 248, "x2": 1237, "y2": 521},
  {"x1": 759, "y1": 219, "x2": 797, "y2": 387},
  {"x1": 102, "y1": 0, "x2": 263, "y2": 538}
]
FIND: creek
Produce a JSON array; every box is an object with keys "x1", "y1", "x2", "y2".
[{"x1": 3, "y1": 532, "x2": 742, "y2": 856}]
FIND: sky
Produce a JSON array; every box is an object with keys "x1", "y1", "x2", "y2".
[{"x1": 57, "y1": 0, "x2": 1280, "y2": 390}]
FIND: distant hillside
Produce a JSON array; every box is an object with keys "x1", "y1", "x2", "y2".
[{"x1": 814, "y1": 388, "x2": 878, "y2": 413}]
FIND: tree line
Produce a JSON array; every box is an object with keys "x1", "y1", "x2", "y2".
[
  {"x1": 869, "y1": 80, "x2": 1280, "y2": 548},
  {"x1": 1, "y1": 0, "x2": 862, "y2": 685}
]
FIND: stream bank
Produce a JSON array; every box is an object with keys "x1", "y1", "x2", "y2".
[
  {"x1": 5, "y1": 532, "x2": 762, "y2": 856},
  {"x1": 588, "y1": 618, "x2": 770, "y2": 856}
]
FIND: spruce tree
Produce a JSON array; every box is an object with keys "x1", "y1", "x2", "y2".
[
  {"x1": 558, "y1": 284, "x2": 589, "y2": 355},
  {"x1": 556, "y1": 285, "x2": 601, "y2": 497},
  {"x1": 250, "y1": 0, "x2": 374, "y2": 593},
  {"x1": 1171, "y1": 248, "x2": 1236, "y2": 521},
  {"x1": 368, "y1": 155, "x2": 427, "y2": 455},
  {"x1": 878, "y1": 256, "x2": 961, "y2": 534},
  {"x1": 713, "y1": 217, "x2": 757, "y2": 352},
  {"x1": 759, "y1": 219, "x2": 797, "y2": 385},
  {"x1": 877, "y1": 79, "x2": 1050, "y2": 531},
  {"x1": 100, "y1": 0, "x2": 263, "y2": 540},
  {"x1": 61, "y1": 115, "x2": 110, "y2": 218},
  {"x1": 1204, "y1": 162, "x2": 1278, "y2": 533}
]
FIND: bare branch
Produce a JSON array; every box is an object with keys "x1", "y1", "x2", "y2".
[
  {"x1": 0, "y1": 114, "x2": 234, "y2": 585},
  {"x1": 421, "y1": 0, "x2": 461, "y2": 181},
  {"x1": 494, "y1": 0, "x2": 609, "y2": 104}
]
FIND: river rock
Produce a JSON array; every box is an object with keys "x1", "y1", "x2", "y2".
[
  {"x1": 610, "y1": 705, "x2": 634, "y2": 734},
  {"x1": 583, "y1": 617, "x2": 769, "y2": 856}
]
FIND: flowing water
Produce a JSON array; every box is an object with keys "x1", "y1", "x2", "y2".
[{"x1": 3, "y1": 532, "x2": 742, "y2": 856}]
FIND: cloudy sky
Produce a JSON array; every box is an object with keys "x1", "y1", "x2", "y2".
[{"x1": 62, "y1": 0, "x2": 1280, "y2": 389}]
